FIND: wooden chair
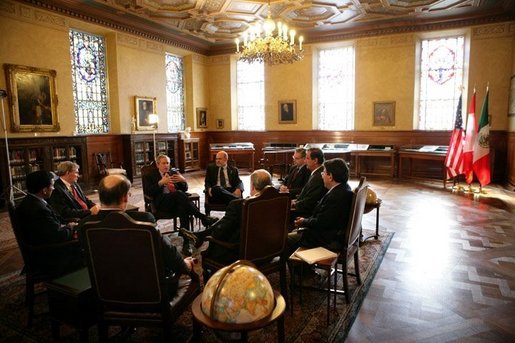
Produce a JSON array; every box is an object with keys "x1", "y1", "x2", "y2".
[
  {"x1": 80, "y1": 212, "x2": 200, "y2": 341},
  {"x1": 202, "y1": 186, "x2": 291, "y2": 302},
  {"x1": 8, "y1": 199, "x2": 81, "y2": 327},
  {"x1": 337, "y1": 176, "x2": 368, "y2": 303},
  {"x1": 94, "y1": 152, "x2": 126, "y2": 178}
]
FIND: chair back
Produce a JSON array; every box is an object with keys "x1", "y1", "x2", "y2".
[
  {"x1": 8, "y1": 199, "x2": 31, "y2": 267},
  {"x1": 239, "y1": 186, "x2": 291, "y2": 264},
  {"x1": 141, "y1": 163, "x2": 158, "y2": 213},
  {"x1": 343, "y1": 177, "x2": 368, "y2": 249},
  {"x1": 81, "y1": 212, "x2": 169, "y2": 313},
  {"x1": 95, "y1": 152, "x2": 125, "y2": 177}
]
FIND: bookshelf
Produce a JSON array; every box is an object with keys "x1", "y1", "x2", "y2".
[{"x1": 178, "y1": 138, "x2": 200, "y2": 173}]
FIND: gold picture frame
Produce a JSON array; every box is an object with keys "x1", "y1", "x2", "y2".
[
  {"x1": 135, "y1": 96, "x2": 157, "y2": 131},
  {"x1": 373, "y1": 101, "x2": 395, "y2": 126},
  {"x1": 278, "y1": 100, "x2": 297, "y2": 124},
  {"x1": 216, "y1": 119, "x2": 224, "y2": 129},
  {"x1": 197, "y1": 107, "x2": 207, "y2": 128},
  {"x1": 509, "y1": 75, "x2": 515, "y2": 117},
  {"x1": 4, "y1": 64, "x2": 60, "y2": 132}
]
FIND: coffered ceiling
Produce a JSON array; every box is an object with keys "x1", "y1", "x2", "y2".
[{"x1": 14, "y1": 0, "x2": 515, "y2": 55}]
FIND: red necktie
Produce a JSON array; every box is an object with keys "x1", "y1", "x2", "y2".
[{"x1": 71, "y1": 185, "x2": 88, "y2": 209}]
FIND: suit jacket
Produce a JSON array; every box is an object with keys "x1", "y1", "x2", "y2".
[
  {"x1": 204, "y1": 163, "x2": 243, "y2": 192},
  {"x1": 16, "y1": 193, "x2": 82, "y2": 277},
  {"x1": 281, "y1": 164, "x2": 310, "y2": 198},
  {"x1": 300, "y1": 183, "x2": 353, "y2": 248},
  {"x1": 294, "y1": 166, "x2": 327, "y2": 216},
  {"x1": 78, "y1": 210, "x2": 189, "y2": 276},
  {"x1": 143, "y1": 167, "x2": 188, "y2": 209},
  {"x1": 204, "y1": 198, "x2": 244, "y2": 264},
  {"x1": 49, "y1": 178, "x2": 95, "y2": 219}
]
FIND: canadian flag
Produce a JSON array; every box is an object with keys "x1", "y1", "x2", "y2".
[
  {"x1": 472, "y1": 88, "x2": 491, "y2": 186},
  {"x1": 462, "y1": 90, "x2": 476, "y2": 185}
]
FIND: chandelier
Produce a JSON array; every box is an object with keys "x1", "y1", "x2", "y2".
[{"x1": 235, "y1": 4, "x2": 304, "y2": 65}]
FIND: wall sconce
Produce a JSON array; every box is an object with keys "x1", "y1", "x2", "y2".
[{"x1": 147, "y1": 114, "x2": 159, "y2": 160}]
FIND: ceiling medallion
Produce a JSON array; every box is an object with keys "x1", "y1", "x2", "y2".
[{"x1": 234, "y1": 3, "x2": 304, "y2": 65}]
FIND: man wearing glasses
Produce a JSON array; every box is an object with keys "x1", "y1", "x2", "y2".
[{"x1": 278, "y1": 147, "x2": 310, "y2": 198}]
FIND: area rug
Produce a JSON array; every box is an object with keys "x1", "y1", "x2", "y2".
[{"x1": 0, "y1": 230, "x2": 393, "y2": 342}]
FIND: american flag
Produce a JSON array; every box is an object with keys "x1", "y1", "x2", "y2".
[{"x1": 445, "y1": 94, "x2": 464, "y2": 178}]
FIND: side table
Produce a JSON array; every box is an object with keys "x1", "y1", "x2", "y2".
[{"x1": 45, "y1": 268, "x2": 96, "y2": 342}]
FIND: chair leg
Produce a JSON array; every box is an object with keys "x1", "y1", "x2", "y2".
[
  {"x1": 26, "y1": 281, "x2": 35, "y2": 327},
  {"x1": 98, "y1": 322, "x2": 109, "y2": 343},
  {"x1": 279, "y1": 261, "x2": 288, "y2": 311},
  {"x1": 163, "y1": 325, "x2": 172, "y2": 342},
  {"x1": 354, "y1": 251, "x2": 362, "y2": 284},
  {"x1": 342, "y1": 260, "x2": 350, "y2": 304}
]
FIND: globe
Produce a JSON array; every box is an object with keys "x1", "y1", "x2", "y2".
[
  {"x1": 201, "y1": 260, "x2": 275, "y2": 324},
  {"x1": 366, "y1": 188, "x2": 378, "y2": 205}
]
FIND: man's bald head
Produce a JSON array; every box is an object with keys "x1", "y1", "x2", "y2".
[
  {"x1": 250, "y1": 169, "x2": 272, "y2": 195},
  {"x1": 215, "y1": 150, "x2": 229, "y2": 167},
  {"x1": 98, "y1": 175, "x2": 131, "y2": 207}
]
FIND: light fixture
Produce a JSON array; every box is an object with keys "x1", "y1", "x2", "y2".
[
  {"x1": 235, "y1": 2, "x2": 304, "y2": 65},
  {"x1": 147, "y1": 114, "x2": 159, "y2": 160}
]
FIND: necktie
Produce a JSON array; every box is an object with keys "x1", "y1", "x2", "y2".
[
  {"x1": 288, "y1": 167, "x2": 299, "y2": 187},
  {"x1": 219, "y1": 167, "x2": 227, "y2": 188},
  {"x1": 71, "y1": 185, "x2": 88, "y2": 209}
]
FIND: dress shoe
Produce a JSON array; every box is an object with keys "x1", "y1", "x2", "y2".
[
  {"x1": 201, "y1": 215, "x2": 219, "y2": 227},
  {"x1": 179, "y1": 228, "x2": 198, "y2": 247}
]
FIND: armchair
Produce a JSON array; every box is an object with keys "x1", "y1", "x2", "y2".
[
  {"x1": 202, "y1": 186, "x2": 291, "y2": 301},
  {"x1": 80, "y1": 212, "x2": 200, "y2": 341},
  {"x1": 94, "y1": 152, "x2": 126, "y2": 178}
]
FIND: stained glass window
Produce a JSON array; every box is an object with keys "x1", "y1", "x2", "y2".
[
  {"x1": 417, "y1": 36, "x2": 465, "y2": 130},
  {"x1": 165, "y1": 53, "x2": 185, "y2": 132},
  {"x1": 237, "y1": 60, "x2": 265, "y2": 131},
  {"x1": 317, "y1": 46, "x2": 355, "y2": 130},
  {"x1": 69, "y1": 29, "x2": 109, "y2": 134}
]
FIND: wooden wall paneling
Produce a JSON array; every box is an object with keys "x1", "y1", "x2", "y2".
[{"x1": 508, "y1": 132, "x2": 515, "y2": 189}]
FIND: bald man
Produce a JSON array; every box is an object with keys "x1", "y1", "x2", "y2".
[
  {"x1": 78, "y1": 175, "x2": 194, "y2": 286},
  {"x1": 204, "y1": 150, "x2": 244, "y2": 205}
]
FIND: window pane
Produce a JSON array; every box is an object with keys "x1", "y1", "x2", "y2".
[
  {"x1": 318, "y1": 46, "x2": 355, "y2": 130},
  {"x1": 165, "y1": 54, "x2": 185, "y2": 132},
  {"x1": 417, "y1": 36, "x2": 464, "y2": 130},
  {"x1": 69, "y1": 30, "x2": 109, "y2": 134},
  {"x1": 237, "y1": 61, "x2": 265, "y2": 131}
]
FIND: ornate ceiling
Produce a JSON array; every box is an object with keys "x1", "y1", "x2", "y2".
[{"x1": 14, "y1": 0, "x2": 515, "y2": 54}]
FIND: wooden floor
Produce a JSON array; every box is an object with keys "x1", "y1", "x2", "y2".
[{"x1": 1, "y1": 171, "x2": 514, "y2": 341}]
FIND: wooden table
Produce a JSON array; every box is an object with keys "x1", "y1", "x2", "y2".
[
  {"x1": 45, "y1": 268, "x2": 95, "y2": 343},
  {"x1": 192, "y1": 291, "x2": 286, "y2": 342},
  {"x1": 398, "y1": 150, "x2": 447, "y2": 188},
  {"x1": 351, "y1": 149, "x2": 396, "y2": 178}
]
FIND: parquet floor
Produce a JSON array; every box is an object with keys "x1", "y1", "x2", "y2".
[{"x1": 0, "y1": 171, "x2": 514, "y2": 342}]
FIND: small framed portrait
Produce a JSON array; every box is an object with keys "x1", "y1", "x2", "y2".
[
  {"x1": 4, "y1": 64, "x2": 60, "y2": 132},
  {"x1": 278, "y1": 100, "x2": 296, "y2": 124},
  {"x1": 197, "y1": 107, "x2": 207, "y2": 128},
  {"x1": 216, "y1": 119, "x2": 224, "y2": 129},
  {"x1": 373, "y1": 101, "x2": 395, "y2": 126},
  {"x1": 509, "y1": 75, "x2": 515, "y2": 116},
  {"x1": 135, "y1": 96, "x2": 157, "y2": 131}
]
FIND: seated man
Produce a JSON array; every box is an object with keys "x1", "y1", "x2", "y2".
[
  {"x1": 182, "y1": 169, "x2": 272, "y2": 265},
  {"x1": 50, "y1": 161, "x2": 101, "y2": 219},
  {"x1": 291, "y1": 147, "x2": 327, "y2": 218},
  {"x1": 287, "y1": 158, "x2": 353, "y2": 257},
  {"x1": 143, "y1": 154, "x2": 218, "y2": 230},
  {"x1": 78, "y1": 174, "x2": 194, "y2": 290},
  {"x1": 16, "y1": 170, "x2": 83, "y2": 277},
  {"x1": 278, "y1": 147, "x2": 310, "y2": 198},
  {"x1": 204, "y1": 150, "x2": 244, "y2": 205}
]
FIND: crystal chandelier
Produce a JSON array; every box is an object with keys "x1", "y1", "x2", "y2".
[{"x1": 235, "y1": 3, "x2": 304, "y2": 65}]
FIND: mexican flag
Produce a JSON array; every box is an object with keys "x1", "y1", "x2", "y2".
[{"x1": 472, "y1": 88, "x2": 491, "y2": 186}]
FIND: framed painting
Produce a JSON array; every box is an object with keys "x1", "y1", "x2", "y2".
[
  {"x1": 216, "y1": 118, "x2": 224, "y2": 129},
  {"x1": 373, "y1": 101, "x2": 395, "y2": 126},
  {"x1": 278, "y1": 100, "x2": 296, "y2": 124},
  {"x1": 509, "y1": 75, "x2": 515, "y2": 116},
  {"x1": 4, "y1": 64, "x2": 60, "y2": 132},
  {"x1": 197, "y1": 107, "x2": 207, "y2": 128},
  {"x1": 135, "y1": 96, "x2": 157, "y2": 131}
]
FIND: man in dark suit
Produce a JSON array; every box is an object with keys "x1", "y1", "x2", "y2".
[
  {"x1": 278, "y1": 147, "x2": 310, "y2": 198},
  {"x1": 143, "y1": 154, "x2": 218, "y2": 230},
  {"x1": 78, "y1": 174, "x2": 194, "y2": 279},
  {"x1": 49, "y1": 161, "x2": 100, "y2": 219},
  {"x1": 16, "y1": 171, "x2": 83, "y2": 278},
  {"x1": 292, "y1": 147, "x2": 327, "y2": 217},
  {"x1": 287, "y1": 158, "x2": 353, "y2": 255},
  {"x1": 204, "y1": 150, "x2": 244, "y2": 205},
  {"x1": 182, "y1": 169, "x2": 272, "y2": 265}
]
